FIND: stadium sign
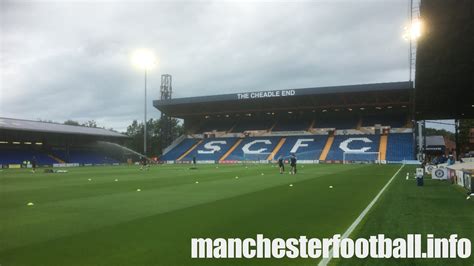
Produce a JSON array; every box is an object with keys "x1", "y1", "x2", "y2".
[
  {"x1": 425, "y1": 165, "x2": 436, "y2": 174},
  {"x1": 198, "y1": 140, "x2": 227, "y2": 154},
  {"x1": 237, "y1": 89, "x2": 296, "y2": 100},
  {"x1": 53, "y1": 163, "x2": 80, "y2": 168},
  {"x1": 242, "y1": 140, "x2": 272, "y2": 154},
  {"x1": 339, "y1": 138, "x2": 373, "y2": 153},
  {"x1": 290, "y1": 139, "x2": 314, "y2": 153},
  {"x1": 196, "y1": 138, "x2": 318, "y2": 155},
  {"x1": 432, "y1": 168, "x2": 448, "y2": 180}
]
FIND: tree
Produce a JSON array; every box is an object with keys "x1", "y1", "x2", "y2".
[
  {"x1": 82, "y1": 120, "x2": 97, "y2": 128},
  {"x1": 459, "y1": 119, "x2": 474, "y2": 154},
  {"x1": 64, "y1": 120, "x2": 80, "y2": 126},
  {"x1": 125, "y1": 120, "x2": 144, "y2": 155},
  {"x1": 124, "y1": 118, "x2": 184, "y2": 157},
  {"x1": 37, "y1": 119, "x2": 55, "y2": 123},
  {"x1": 424, "y1": 127, "x2": 455, "y2": 141}
]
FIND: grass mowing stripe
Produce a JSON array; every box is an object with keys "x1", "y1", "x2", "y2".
[
  {"x1": 2, "y1": 164, "x2": 365, "y2": 251},
  {"x1": 318, "y1": 164, "x2": 405, "y2": 266},
  {"x1": 0, "y1": 164, "x2": 362, "y2": 209},
  {"x1": 335, "y1": 166, "x2": 474, "y2": 266},
  {"x1": 0, "y1": 164, "x2": 396, "y2": 266}
]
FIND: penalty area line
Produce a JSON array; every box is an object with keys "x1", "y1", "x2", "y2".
[{"x1": 318, "y1": 164, "x2": 405, "y2": 266}]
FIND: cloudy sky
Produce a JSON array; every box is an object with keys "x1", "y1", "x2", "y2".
[{"x1": 1, "y1": 0, "x2": 419, "y2": 132}]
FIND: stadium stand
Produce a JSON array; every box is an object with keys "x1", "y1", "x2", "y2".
[
  {"x1": 51, "y1": 149, "x2": 119, "y2": 164},
  {"x1": 362, "y1": 113, "x2": 407, "y2": 127},
  {"x1": 182, "y1": 137, "x2": 239, "y2": 161},
  {"x1": 273, "y1": 118, "x2": 311, "y2": 131},
  {"x1": 155, "y1": 82, "x2": 416, "y2": 164},
  {"x1": 0, "y1": 146, "x2": 123, "y2": 166},
  {"x1": 0, "y1": 117, "x2": 128, "y2": 167},
  {"x1": 273, "y1": 135, "x2": 328, "y2": 160},
  {"x1": 386, "y1": 133, "x2": 415, "y2": 162},
  {"x1": 199, "y1": 119, "x2": 235, "y2": 132},
  {"x1": 68, "y1": 150, "x2": 118, "y2": 164},
  {"x1": 315, "y1": 115, "x2": 358, "y2": 129},
  {"x1": 0, "y1": 83, "x2": 418, "y2": 167},
  {"x1": 161, "y1": 132, "x2": 415, "y2": 163},
  {"x1": 231, "y1": 117, "x2": 275, "y2": 132},
  {"x1": 160, "y1": 138, "x2": 199, "y2": 161},
  {"x1": 325, "y1": 134, "x2": 381, "y2": 161},
  {"x1": 225, "y1": 136, "x2": 281, "y2": 161},
  {"x1": 0, "y1": 148, "x2": 57, "y2": 165}
]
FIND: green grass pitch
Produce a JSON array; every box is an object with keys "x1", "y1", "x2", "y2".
[{"x1": 0, "y1": 164, "x2": 472, "y2": 265}]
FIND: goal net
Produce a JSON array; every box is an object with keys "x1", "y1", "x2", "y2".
[
  {"x1": 242, "y1": 152, "x2": 272, "y2": 164},
  {"x1": 343, "y1": 152, "x2": 380, "y2": 164}
]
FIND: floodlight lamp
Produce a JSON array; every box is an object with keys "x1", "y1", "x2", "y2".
[
  {"x1": 403, "y1": 18, "x2": 423, "y2": 41},
  {"x1": 131, "y1": 49, "x2": 156, "y2": 70}
]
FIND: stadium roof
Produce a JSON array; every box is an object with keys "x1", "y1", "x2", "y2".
[
  {"x1": 0, "y1": 117, "x2": 127, "y2": 138},
  {"x1": 425, "y1": 135, "x2": 446, "y2": 152},
  {"x1": 426, "y1": 135, "x2": 445, "y2": 146},
  {"x1": 154, "y1": 81, "x2": 413, "y2": 117},
  {"x1": 415, "y1": 0, "x2": 474, "y2": 119}
]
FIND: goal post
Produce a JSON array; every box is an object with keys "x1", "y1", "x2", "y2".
[{"x1": 343, "y1": 151, "x2": 381, "y2": 164}]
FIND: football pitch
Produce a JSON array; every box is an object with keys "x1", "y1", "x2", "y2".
[{"x1": 0, "y1": 164, "x2": 472, "y2": 265}]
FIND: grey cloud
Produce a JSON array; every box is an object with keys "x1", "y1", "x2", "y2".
[{"x1": 1, "y1": 0, "x2": 411, "y2": 132}]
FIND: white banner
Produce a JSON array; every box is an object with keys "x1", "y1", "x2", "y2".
[
  {"x1": 196, "y1": 160, "x2": 216, "y2": 164},
  {"x1": 432, "y1": 168, "x2": 448, "y2": 180},
  {"x1": 53, "y1": 163, "x2": 80, "y2": 168},
  {"x1": 298, "y1": 160, "x2": 319, "y2": 164},
  {"x1": 425, "y1": 165, "x2": 436, "y2": 174}
]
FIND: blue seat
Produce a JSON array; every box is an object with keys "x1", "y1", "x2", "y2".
[
  {"x1": 0, "y1": 149, "x2": 57, "y2": 165},
  {"x1": 386, "y1": 133, "x2": 415, "y2": 161},
  {"x1": 183, "y1": 138, "x2": 238, "y2": 161},
  {"x1": 326, "y1": 135, "x2": 380, "y2": 161},
  {"x1": 226, "y1": 136, "x2": 281, "y2": 161},
  {"x1": 66, "y1": 150, "x2": 119, "y2": 164},
  {"x1": 274, "y1": 135, "x2": 328, "y2": 160},
  {"x1": 161, "y1": 139, "x2": 199, "y2": 161}
]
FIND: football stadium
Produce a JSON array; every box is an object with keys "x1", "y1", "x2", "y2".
[
  {"x1": 1, "y1": 0, "x2": 473, "y2": 265},
  {"x1": 155, "y1": 81, "x2": 415, "y2": 165}
]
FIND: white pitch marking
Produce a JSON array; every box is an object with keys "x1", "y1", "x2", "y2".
[{"x1": 318, "y1": 164, "x2": 405, "y2": 266}]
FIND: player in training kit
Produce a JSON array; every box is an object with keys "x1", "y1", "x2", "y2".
[
  {"x1": 140, "y1": 156, "x2": 149, "y2": 171},
  {"x1": 31, "y1": 156, "x2": 37, "y2": 173},
  {"x1": 277, "y1": 155, "x2": 285, "y2": 174},
  {"x1": 290, "y1": 153, "x2": 297, "y2": 175}
]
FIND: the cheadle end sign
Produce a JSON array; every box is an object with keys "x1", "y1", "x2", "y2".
[{"x1": 237, "y1": 89, "x2": 296, "y2": 100}]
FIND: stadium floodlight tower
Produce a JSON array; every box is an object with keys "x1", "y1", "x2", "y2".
[
  {"x1": 403, "y1": 0, "x2": 423, "y2": 160},
  {"x1": 160, "y1": 74, "x2": 173, "y2": 150},
  {"x1": 131, "y1": 49, "x2": 157, "y2": 156},
  {"x1": 402, "y1": 0, "x2": 421, "y2": 87}
]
